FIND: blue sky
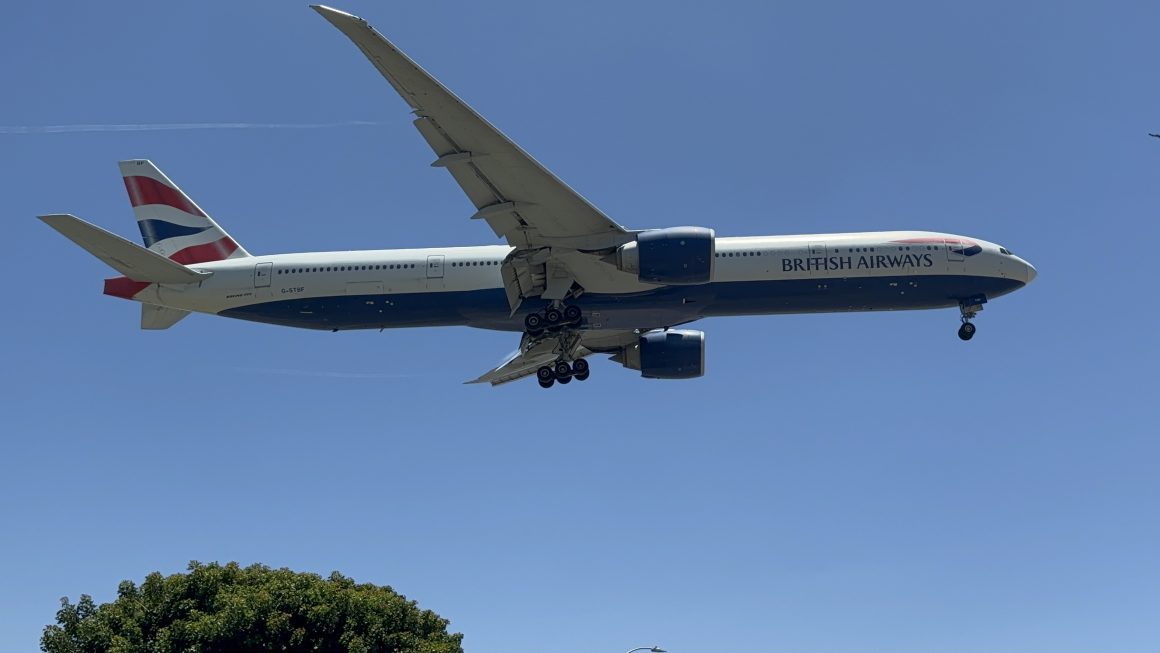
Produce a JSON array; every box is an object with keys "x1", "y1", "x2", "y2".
[{"x1": 3, "y1": 1, "x2": 1159, "y2": 651}]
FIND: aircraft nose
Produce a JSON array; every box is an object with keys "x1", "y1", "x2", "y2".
[{"x1": 1022, "y1": 258, "x2": 1037, "y2": 284}]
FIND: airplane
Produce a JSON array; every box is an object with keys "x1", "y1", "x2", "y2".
[{"x1": 40, "y1": 5, "x2": 1037, "y2": 388}]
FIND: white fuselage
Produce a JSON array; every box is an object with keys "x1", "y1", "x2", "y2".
[{"x1": 121, "y1": 230, "x2": 1035, "y2": 333}]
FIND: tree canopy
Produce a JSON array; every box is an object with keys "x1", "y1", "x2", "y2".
[{"x1": 41, "y1": 561, "x2": 464, "y2": 653}]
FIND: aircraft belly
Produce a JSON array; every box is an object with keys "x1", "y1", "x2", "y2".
[
  {"x1": 701, "y1": 274, "x2": 1023, "y2": 316},
  {"x1": 216, "y1": 274, "x2": 1024, "y2": 332},
  {"x1": 219, "y1": 288, "x2": 512, "y2": 330}
]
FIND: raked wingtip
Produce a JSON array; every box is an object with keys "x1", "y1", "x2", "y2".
[{"x1": 310, "y1": 5, "x2": 364, "y2": 24}]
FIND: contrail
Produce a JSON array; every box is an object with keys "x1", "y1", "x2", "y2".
[
  {"x1": 0, "y1": 120, "x2": 380, "y2": 134},
  {"x1": 233, "y1": 366, "x2": 431, "y2": 380}
]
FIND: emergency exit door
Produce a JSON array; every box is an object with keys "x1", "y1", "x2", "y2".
[
  {"x1": 426, "y1": 255, "x2": 445, "y2": 290},
  {"x1": 253, "y1": 262, "x2": 273, "y2": 287}
]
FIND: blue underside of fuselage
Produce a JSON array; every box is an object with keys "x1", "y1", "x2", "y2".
[{"x1": 218, "y1": 274, "x2": 1025, "y2": 332}]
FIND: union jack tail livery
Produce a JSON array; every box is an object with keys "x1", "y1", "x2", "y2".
[{"x1": 119, "y1": 159, "x2": 250, "y2": 264}]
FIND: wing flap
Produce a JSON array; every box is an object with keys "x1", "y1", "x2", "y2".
[
  {"x1": 412, "y1": 116, "x2": 524, "y2": 241},
  {"x1": 467, "y1": 329, "x2": 639, "y2": 387},
  {"x1": 467, "y1": 341, "x2": 560, "y2": 386}
]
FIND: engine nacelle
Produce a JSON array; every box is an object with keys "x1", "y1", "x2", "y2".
[
  {"x1": 617, "y1": 329, "x2": 706, "y2": 379},
  {"x1": 615, "y1": 227, "x2": 715, "y2": 285}
]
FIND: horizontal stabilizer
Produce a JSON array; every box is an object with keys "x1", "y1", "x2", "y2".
[
  {"x1": 39, "y1": 214, "x2": 211, "y2": 284},
  {"x1": 141, "y1": 304, "x2": 191, "y2": 330}
]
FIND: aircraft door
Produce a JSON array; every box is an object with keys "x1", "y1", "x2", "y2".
[
  {"x1": 808, "y1": 242, "x2": 832, "y2": 278},
  {"x1": 808, "y1": 242, "x2": 828, "y2": 264},
  {"x1": 253, "y1": 262, "x2": 273, "y2": 287},
  {"x1": 774, "y1": 244, "x2": 809, "y2": 280},
  {"x1": 426, "y1": 254, "x2": 445, "y2": 290}
]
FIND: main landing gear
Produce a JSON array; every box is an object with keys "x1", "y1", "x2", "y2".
[
  {"x1": 524, "y1": 303, "x2": 583, "y2": 335},
  {"x1": 526, "y1": 301, "x2": 588, "y2": 388},
  {"x1": 957, "y1": 297, "x2": 985, "y2": 341},
  {"x1": 536, "y1": 358, "x2": 590, "y2": 389}
]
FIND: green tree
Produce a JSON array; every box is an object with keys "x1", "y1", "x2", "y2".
[{"x1": 41, "y1": 561, "x2": 464, "y2": 653}]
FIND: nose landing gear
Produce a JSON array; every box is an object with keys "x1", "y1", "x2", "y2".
[
  {"x1": 957, "y1": 296, "x2": 986, "y2": 341},
  {"x1": 958, "y1": 321, "x2": 976, "y2": 341}
]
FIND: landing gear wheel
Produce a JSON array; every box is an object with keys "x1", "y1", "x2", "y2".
[
  {"x1": 538, "y1": 378, "x2": 555, "y2": 389},
  {"x1": 524, "y1": 313, "x2": 545, "y2": 334},
  {"x1": 554, "y1": 360, "x2": 573, "y2": 378},
  {"x1": 563, "y1": 305, "x2": 582, "y2": 325},
  {"x1": 544, "y1": 308, "x2": 564, "y2": 329},
  {"x1": 556, "y1": 375, "x2": 572, "y2": 384},
  {"x1": 571, "y1": 359, "x2": 589, "y2": 376},
  {"x1": 574, "y1": 371, "x2": 590, "y2": 382},
  {"x1": 958, "y1": 322, "x2": 976, "y2": 341},
  {"x1": 536, "y1": 366, "x2": 555, "y2": 384}
]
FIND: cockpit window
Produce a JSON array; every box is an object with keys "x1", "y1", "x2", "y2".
[{"x1": 999, "y1": 247, "x2": 1014, "y2": 255}]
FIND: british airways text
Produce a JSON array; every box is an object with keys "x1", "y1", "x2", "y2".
[{"x1": 782, "y1": 253, "x2": 934, "y2": 273}]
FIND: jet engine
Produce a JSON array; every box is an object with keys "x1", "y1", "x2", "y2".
[
  {"x1": 615, "y1": 227, "x2": 715, "y2": 284},
  {"x1": 615, "y1": 329, "x2": 706, "y2": 379}
]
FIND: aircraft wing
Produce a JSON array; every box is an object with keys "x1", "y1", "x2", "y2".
[
  {"x1": 468, "y1": 330, "x2": 638, "y2": 386},
  {"x1": 467, "y1": 340, "x2": 561, "y2": 386},
  {"x1": 313, "y1": 5, "x2": 632, "y2": 252}
]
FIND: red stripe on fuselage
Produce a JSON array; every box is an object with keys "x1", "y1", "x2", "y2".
[
  {"x1": 123, "y1": 175, "x2": 207, "y2": 217},
  {"x1": 168, "y1": 236, "x2": 239, "y2": 264},
  {"x1": 104, "y1": 277, "x2": 151, "y2": 299},
  {"x1": 892, "y1": 237, "x2": 975, "y2": 246}
]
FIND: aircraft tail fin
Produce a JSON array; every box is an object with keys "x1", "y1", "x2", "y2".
[
  {"x1": 141, "y1": 304, "x2": 191, "y2": 330},
  {"x1": 118, "y1": 159, "x2": 250, "y2": 263}
]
